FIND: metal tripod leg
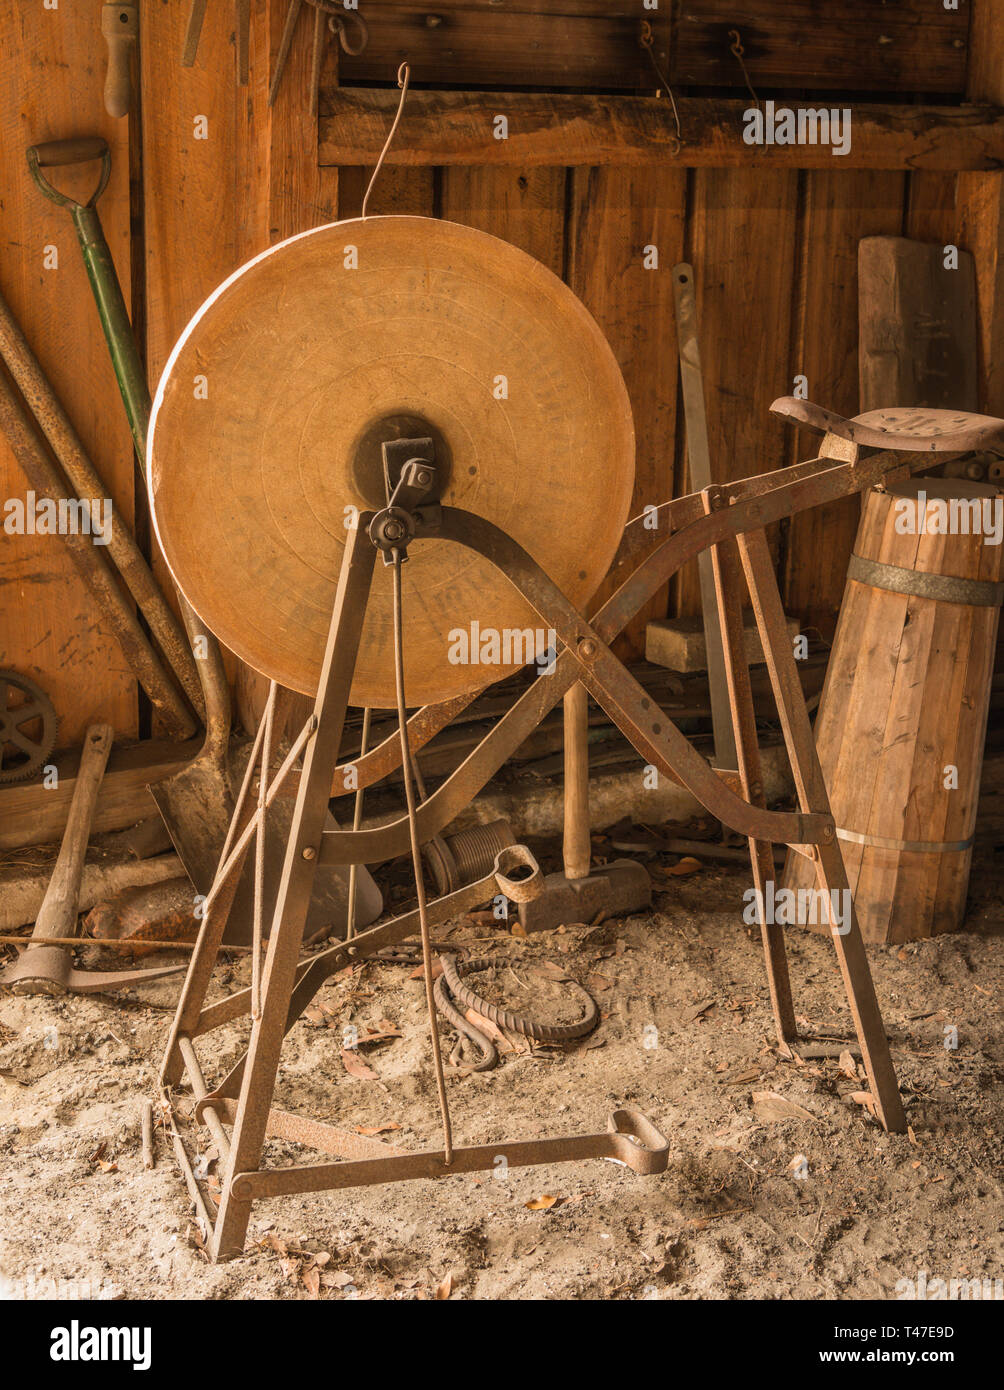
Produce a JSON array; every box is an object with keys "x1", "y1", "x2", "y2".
[
  {"x1": 737, "y1": 526, "x2": 906, "y2": 1133},
  {"x1": 704, "y1": 498, "x2": 797, "y2": 1044},
  {"x1": 159, "y1": 685, "x2": 298, "y2": 1088},
  {"x1": 210, "y1": 524, "x2": 377, "y2": 1258}
]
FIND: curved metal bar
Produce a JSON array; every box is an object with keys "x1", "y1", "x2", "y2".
[
  {"x1": 319, "y1": 647, "x2": 578, "y2": 865},
  {"x1": 329, "y1": 448, "x2": 920, "y2": 796},
  {"x1": 597, "y1": 449, "x2": 919, "y2": 641},
  {"x1": 329, "y1": 690, "x2": 477, "y2": 796},
  {"x1": 605, "y1": 446, "x2": 917, "y2": 597},
  {"x1": 437, "y1": 511, "x2": 827, "y2": 845},
  {"x1": 319, "y1": 506, "x2": 831, "y2": 865}
]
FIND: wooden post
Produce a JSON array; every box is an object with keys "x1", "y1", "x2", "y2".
[{"x1": 562, "y1": 684, "x2": 592, "y2": 882}]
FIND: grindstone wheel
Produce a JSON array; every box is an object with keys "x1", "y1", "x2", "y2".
[{"x1": 148, "y1": 216, "x2": 635, "y2": 708}]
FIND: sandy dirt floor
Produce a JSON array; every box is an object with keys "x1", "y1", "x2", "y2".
[{"x1": 1, "y1": 831, "x2": 1001, "y2": 1302}]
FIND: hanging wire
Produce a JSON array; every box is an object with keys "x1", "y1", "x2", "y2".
[
  {"x1": 362, "y1": 62, "x2": 411, "y2": 220},
  {"x1": 391, "y1": 548, "x2": 454, "y2": 1163},
  {"x1": 639, "y1": 19, "x2": 682, "y2": 154},
  {"x1": 728, "y1": 29, "x2": 760, "y2": 110},
  {"x1": 345, "y1": 705, "x2": 371, "y2": 941}
]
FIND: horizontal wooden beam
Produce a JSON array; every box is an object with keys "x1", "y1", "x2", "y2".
[
  {"x1": 339, "y1": 0, "x2": 967, "y2": 95},
  {"x1": 319, "y1": 91, "x2": 1004, "y2": 170},
  {"x1": 0, "y1": 737, "x2": 197, "y2": 852}
]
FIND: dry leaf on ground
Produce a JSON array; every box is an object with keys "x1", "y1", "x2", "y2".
[
  {"x1": 848, "y1": 1090, "x2": 878, "y2": 1117},
  {"x1": 341, "y1": 1049, "x2": 378, "y2": 1081},
  {"x1": 751, "y1": 1090, "x2": 816, "y2": 1123},
  {"x1": 665, "y1": 856, "x2": 702, "y2": 876},
  {"x1": 525, "y1": 1193, "x2": 566, "y2": 1211}
]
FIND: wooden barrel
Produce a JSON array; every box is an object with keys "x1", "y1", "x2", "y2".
[{"x1": 784, "y1": 478, "x2": 1003, "y2": 943}]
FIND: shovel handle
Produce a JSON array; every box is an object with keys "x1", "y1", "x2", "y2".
[
  {"x1": 562, "y1": 683, "x2": 591, "y2": 881},
  {"x1": 32, "y1": 725, "x2": 114, "y2": 944},
  {"x1": 26, "y1": 138, "x2": 111, "y2": 209}
]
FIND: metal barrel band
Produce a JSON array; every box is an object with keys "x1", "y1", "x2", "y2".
[
  {"x1": 836, "y1": 827, "x2": 976, "y2": 854},
  {"x1": 847, "y1": 553, "x2": 1004, "y2": 608}
]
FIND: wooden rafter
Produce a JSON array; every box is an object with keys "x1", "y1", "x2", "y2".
[{"x1": 320, "y1": 91, "x2": 1004, "y2": 171}]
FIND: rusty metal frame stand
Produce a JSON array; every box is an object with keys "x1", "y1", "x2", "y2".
[{"x1": 161, "y1": 444, "x2": 918, "y2": 1260}]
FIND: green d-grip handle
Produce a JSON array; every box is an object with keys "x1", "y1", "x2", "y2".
[
  {"x1": 26, "y1": 137, "x2": 111, "y2": 210},
  {"x1": 26, "y1": 135, "x2": 148, "y2": 461}
]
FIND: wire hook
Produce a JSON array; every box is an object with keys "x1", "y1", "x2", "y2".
[
  {"x1": 639, "y1": 20, "x2": 682, "y2": 156},
  {"x1": 729, "y1": 28, "x2": 760, "y2": 110},
  {"x1": 362, "y1": 62, "x2": 411, "y2": 219}
]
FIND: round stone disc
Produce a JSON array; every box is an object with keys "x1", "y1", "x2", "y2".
[{"x1": 148, "y1": 216, "x2": 635, "y2": 707}]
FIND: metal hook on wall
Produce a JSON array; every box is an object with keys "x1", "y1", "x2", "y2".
[
  {"x1": 728, "y1": 28, "x2": 761, "y2": 110},
  {"x1": 639, "y1": 19, "x2": 683, "y2": 156}
]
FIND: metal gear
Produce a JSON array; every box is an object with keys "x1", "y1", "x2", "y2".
[{"x1": 0, "y1": 670, "x2": 58, "y2": 785}]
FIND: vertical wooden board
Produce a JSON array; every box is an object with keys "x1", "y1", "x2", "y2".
[
  {"x1": 0, "y1": 1, "x2": 137, "y2": 745},
  {"x1": 142, "y1": 4, "x2": 242, "y2": 385},
  {"x1": 782, "y1": 171, "x2": 906, "y2": 634},
  {"x1": 142, "y1": 0, "x2": 251, "y2": 722},
  {"x1": 441, "y1": 166, "x2": 565, "y2": 270},
  {"x1": 681, "y1": 169, "x2": 797, "y2": 621},
  {"x1": 906, "y1": 172, "x2": 957, "y2": 245},
  {"x1": 858, "y1": 236, "x2": 978, "y2": 413},
  {"x1": 248, "y1": 0, "x2": 338, "y2": 249},
  {"x1": 567, "y1": 166, "x2": 685, "y2": 657},
  {"x1": 958, "y1": 170, "x2": 1004, "y2": 416},
  {"x1": 234, "y1": 2, "x2": 340, "y2": 734},
  {"x1": 957, "y1": 0, "x2": 1004, "y2": 416},
  {"x1": 338, "y1": 167, "x2": 436, "y2": 221}
]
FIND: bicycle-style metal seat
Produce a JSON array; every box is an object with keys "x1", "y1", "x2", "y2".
[{"x1": 770, "y1": 397, "x2": 1004, "y2": 454}]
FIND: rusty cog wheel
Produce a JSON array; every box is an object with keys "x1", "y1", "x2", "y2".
[{"x1": 0, "y1": 671, "x2": 58, "y2": 785}]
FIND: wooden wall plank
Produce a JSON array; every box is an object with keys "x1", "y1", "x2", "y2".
[
  {"x1": 567, "y1": 168, "x2": 685, "y2": 656},
  {"x1": 678, "y1": 169, "x2": 798, "y2": 618},
  {"x1": 783, "y1": 171, "x2": 907, "y2": 635},
  {"x1": 906, "y1": 172, "x2": 958, "y2": 245},
  {"x1": 337, "y1": 167, "x2": 436, "y2": 220},
  {"x1": 142, "y1": 5, "x2": 242, "y2": 386},
  {"x1": 341, "y1": 7, "x2": 652, "y2": 91},
  {"x1": 441, "y1": 166, "x2": 565, "y2": 269},
  {"x1": 957, "y1": 1, "x2": 1004, "y2": 416},
  {"x1": 141, "y1": 0, "x2": 247, "y2": 729},
  {"x1": 319, "y1": 92, "x2": 1004, "y2": 170},
  {"x1": 233, "y1": 2, "x2": 341, "y2": 734},
  {"x1": 338, "y1": 0, "x2": 967, "y2": 95},
  {"x1": 0, "y1": 1, "x2": 137, "y2": 746},
  {"x1": 246, "y1": 0, "x2": 339, "y2": 250},
  {"x1": 671, "y1": 0, "x2": 966, "y2": 94}
]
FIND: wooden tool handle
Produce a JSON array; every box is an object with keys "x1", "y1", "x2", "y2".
[
  {"x1": 562, "y1": 683, "x2": 591, "y2": 882},
  {"x1": 102, "y1": 3, "x2": 137, "y2": 119},
  {"x1": 30, "y1": 137, "x2": 109, "y2": 168},
  {"x1": 32, "y1": 724, "x2": 114, "y2": 943}
]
